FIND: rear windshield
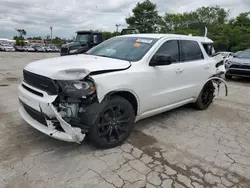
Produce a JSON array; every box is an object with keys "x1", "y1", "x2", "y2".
[{"x1": 86, "y1": 37, "x2": 158, "y2": 61}]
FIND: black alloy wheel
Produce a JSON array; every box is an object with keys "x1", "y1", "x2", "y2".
[
  {"x1": 98, "y1": 105, "x2": 130, "y2": 143},
  {"x1": 88, "y1": 96, "x2": 135, "y2": 148}
]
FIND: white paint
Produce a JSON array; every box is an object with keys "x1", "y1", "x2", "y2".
[
  {"x1": 18, "y1": 34, "x2": 225, "y2": 143},
  {"x1": 24, "y1": 54, "x2": 131, "y2": 80}
]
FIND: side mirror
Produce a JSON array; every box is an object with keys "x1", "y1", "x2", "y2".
[{"x1": 149, "y1": 54, "x2": 172, "y2": 66}]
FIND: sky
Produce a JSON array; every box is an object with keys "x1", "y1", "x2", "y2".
[{"x1": 0, "y1": 0, "x2": 249, "y2": 39}]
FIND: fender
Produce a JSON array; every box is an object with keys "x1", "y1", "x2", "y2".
[{"x1": 205, "y1": 76, "x2": 228, "y2": 97}]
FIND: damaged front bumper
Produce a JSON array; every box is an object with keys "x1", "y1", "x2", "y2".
[{"x1": 18, "y1": 82, "x2": 85, "y2": 143}]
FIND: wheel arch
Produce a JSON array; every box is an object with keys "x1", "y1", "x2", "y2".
[{"x1": 102, "y1": 90, "x2": 139, "y2": 116}]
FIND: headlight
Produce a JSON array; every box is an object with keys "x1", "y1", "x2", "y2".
[
  {"x1": 69, "y1": 49, "x2": 78, "y2": 54},
  {"x1": 57, "y1": 80, "x2": 96, "y2": 98}
]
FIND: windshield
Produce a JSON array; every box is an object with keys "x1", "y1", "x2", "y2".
[
  {"x1": 75, "y1": 33, "x2": 90, "y2": 43},
  {"x1": 237, "y1": 49, "x2": 250, "y2": 58},
  {"x1": 86, "y1": 37, "x2": 158, "y2": 61}
]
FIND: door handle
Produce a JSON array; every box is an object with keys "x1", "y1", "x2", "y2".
[
  {"x1": 176, "y1": 69, "x2": 183, "y2": 73},
  {"x1": 204, "y1": 65, "x2": 210, "y2": 69}
]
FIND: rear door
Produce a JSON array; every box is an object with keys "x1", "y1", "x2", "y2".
[{"x1": 177, "y1": 40, "x2": 211, "y2": 98}]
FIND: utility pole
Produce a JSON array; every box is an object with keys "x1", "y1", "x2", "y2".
[
  {"x1": 50, "y1": 26, "x2": 53, "y2": 44},
  {"x1": 115, "y1": 24, "x2": 121, "y2": 34}
]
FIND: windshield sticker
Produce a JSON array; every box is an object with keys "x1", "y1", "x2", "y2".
[
  {"x1": 136, "y1": 39, "x2": 153, "y2": 44},
  {"x1": 133, "y1": 43, "x2": 141, "y2": 47}
]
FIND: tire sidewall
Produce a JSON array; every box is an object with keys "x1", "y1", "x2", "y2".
[
  {"x1": 195, "y1": 82, "x2": 215, "y2": 110},
  {"x1": 88, "y1": 96, "x2": 135, "y2": 149}
]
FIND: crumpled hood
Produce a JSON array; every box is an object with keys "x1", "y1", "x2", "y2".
[
  {"x1": 230, "y1": 57, "x2": 250, "y2": 65},
  {"x1": 24, "y1": 54, "x2": 131, "y2": 80}
]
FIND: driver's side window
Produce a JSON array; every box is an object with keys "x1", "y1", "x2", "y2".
[{"x1": 155, "y1": 40, "x2": 180, "y2": 62}]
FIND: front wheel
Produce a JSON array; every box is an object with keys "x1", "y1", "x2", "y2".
[
  {"x1": 195, "y1": 81, "x2": 215, "y2": 110},
  {"x1": 88, "y1": 96, "x2": 135, "y2": 149}
]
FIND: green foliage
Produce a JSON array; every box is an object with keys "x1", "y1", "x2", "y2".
[
  {"x1": 102, "y1": 31, "x2": 120, "y2": 40},
  {"x1": 27, "y1": 37, "x2": 42, "y2": 40},
  {"x1": 127, "y1": 0, "x2": 250, "y2": 52},
  {"x1": 13, "y1": 36, "x2": 25, "y2": 46},
  {"x1": 126, "y1": 0, "x2": 163, "y2": 33}
]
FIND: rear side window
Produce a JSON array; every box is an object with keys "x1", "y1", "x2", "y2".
[
  {"x1": 180, "y1": 40, "x2": 204, "y2": 61},
  {"x1": 202, "y1": 43, "x2": 214, "y2": 57},
  {"x1": 155, "y1": 40, "x2": 180, "y2": 62}
]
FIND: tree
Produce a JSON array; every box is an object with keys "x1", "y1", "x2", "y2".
[
  {"x1": 27, "y1": 37, "x2": 42, "y2": 40},
  {"x1": 163, "y1": 6, "x2": 229, "y2": 31},
  {"x1": 16, "y1": 29, "x2": 27, "y2": 37},
  {"x1": 126, "y1": 0, "x2": 162, "y2": 33},
  {"x1": 233, "y1": 12, "x2": 250, "y2": 26},
  {"x1": 14, "y1": 29, "x2": 26, "y2": 46}
]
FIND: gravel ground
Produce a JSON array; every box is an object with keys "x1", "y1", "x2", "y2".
[{"x1": 1, "y1": 52, "x2": 250, "y2": 188}]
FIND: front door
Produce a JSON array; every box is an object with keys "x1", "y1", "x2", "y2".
[{"x1": 142, "y1": 40, "x2": 185, "y2": 111}]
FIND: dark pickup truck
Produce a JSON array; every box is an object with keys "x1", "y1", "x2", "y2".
[{"x1": 60, "y1": 30, "x2": 103, "y2": 56}]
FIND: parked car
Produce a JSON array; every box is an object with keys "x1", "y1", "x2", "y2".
[
  {"x1": 33, "y1": 46, "x2": 46, "y2": 52},
  {"x1": 233, "y1": 51, "x2": 242, "y2": 57},
  {"x1": 0, "y1": 44, "x2": 15, "y2": 52},
  {"x1": 121, "y1": 28, "x2": 140, "y2": 35},
  {"x1": 18, "y1": 34, "x2": 226, "y2": 148},
  {"x1": 219, "y1": 52, "x2": 234, "y2": 63},
  {"x1": 14, "y1": 46, "x2": 25, "y2": 52},
  {"x1": 24, "y1": 46, "x2": 35, "y2": 52},
  {"x1": 45, "y1": 46, "x2": 53, "y2": 52},
  {"x1": 225, "y1": 49, "x2": 250, "y2": 79},
  {"x1": 51, "y1": 46, "x2": 60, "y2": 52}
]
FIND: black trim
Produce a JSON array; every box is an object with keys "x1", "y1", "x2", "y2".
[
  {"x1": 21, "y1": 100, "x2": 47, "y2": 126},
  {"x1": 89, "y1": 65, "x2": 131, "y2": 76},
  {"x1": 215, "y1": 60, "x2": 224, "y2": 68},
  {"x1": 177, "y1": 40, "x2": 181, "y2": 62},
  {"x1": 22, "y1": 84, "x2": 43, "y2": 97},
  {"x1": 23, "y1": 70, "x2": 58, "y2": 95}
]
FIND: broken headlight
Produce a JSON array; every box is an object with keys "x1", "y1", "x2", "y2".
[{"x1": 57, "y1": 80, "x2": 96, "y2": 98}]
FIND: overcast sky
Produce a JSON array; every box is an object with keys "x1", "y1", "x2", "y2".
[{"x1": 0, "y1": 0, "x2": 249, "y2": 39}]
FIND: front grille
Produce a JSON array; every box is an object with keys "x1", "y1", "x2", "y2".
[
  {"x1": 60, "y1": 47, "x2": 69, "y2": 54},
  {"x1": 230, "y1": 64, "x2": 250, "y2": 69},
  {"x1": 21, "y1": 101, "x2": 47, "y2": 126},
  {"x1": 23, "y1": 70, "x2": 58, "y2": 95},
  {"x1": 227, "y1": 69, "x2": 250, "y2": 77}
]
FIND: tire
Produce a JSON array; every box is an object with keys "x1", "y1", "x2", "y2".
[
  {"x1": 88, "y1": 96, "x2": 135, "y2": 149},
  {"x1": 195, "y1": 81, "x2": 215, "y2": 110},
  {"x1": 225, "y1": 74, "x2": 232, "y2": 80}
]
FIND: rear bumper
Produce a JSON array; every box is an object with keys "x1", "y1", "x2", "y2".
[
  {"x1": 18, "y1": 82, "x2": 85, "y2": 143},
  {"x1": 226, "y1": 68, "x2": 250, "y2": 77}
]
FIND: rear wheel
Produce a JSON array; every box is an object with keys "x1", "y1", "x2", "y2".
[
  {"x1": 88, "y1": 96, "x2": 135, "y2": 149},
  {"x1": 195, "y1": 81, "x2": 215, "y2": 110}
]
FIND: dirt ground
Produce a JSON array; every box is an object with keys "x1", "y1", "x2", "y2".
[{"x1": 1, "y1": 52, "x2": 250, "y2": 188}]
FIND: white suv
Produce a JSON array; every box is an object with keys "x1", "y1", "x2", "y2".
[{"x1": 18, "y1": 34, "x2": 225, "y2": 148}]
